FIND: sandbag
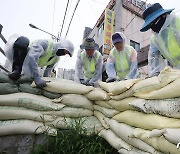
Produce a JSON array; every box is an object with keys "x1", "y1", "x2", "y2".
[
  {"x1": 149, "y1": 128, "x2": 180, "y2": 145},
  {"x1": 79, "y1": 116, "x2": 103, "y2": 134},
  {"x1": 99, "y1": 79, "x2": 140, "y2": 95},
  {"x1": 113, "y1": 110, "x2": 180, "y2": 130},
  {"x1": 106, "y1": 97, "x2": 137, "y2": 112},
  {"x1": 98, "y1": 129, "x2": 131, "y2": 151},
  {"x1": 85, "y1": 88, "x2": 110, "y2": 101},
  {"x1": 52, "y1": 94, "x2": 93, "y2": 110},
  {"x1": 129, "y1": 98, "x2": 180, "y2": 118},
  {"x1": 95, "y1": 101, "x2": 113, "y2": 109},
  {"x1": 44, "y1": 107, "x2": 93, "y2": 118},
  {"x1": 0, "y1": 72, "x2": 32, "y2": 83},
  {"x1": 0, "y1": 72, "x2": 14, "y2": 83},
  {"x1": 118, "y1": 148, "x2": 151, "y2": 154},
  {"x1": 104, "y1": 118, "x2": 157, "y2": 153},
  {"x1": 134, "y1": 78, "x2": 180, "y2": 99},
  {"x1": 0, "y1": 106, "x2": 55, "y2": 122},
  {"x1": 0, "y1": 119, "x2": 56, "y2": 136},
  {"x1": 41, "y1": 90, "x2": 61, "y2": 99},
  {"x1": 32, "y1": 77, "x2": 94, "y2": 94},
  {"x1": 132, "y1": 67, "x2": 180, "y2": 95},
  {"x1": 19, "y1": 83, "x2": 62, "y2": 99},
  {"x1": 0, "y1": 93, "x2": 65, "y2": 111},
  {"x1": 94, "y1": 111, "x2": 109, "y2": 129},
  {"x1": 131, "y1": 128, "x2": 180, "y2": 154},
  {"x1": 47, "y1": 116, "x2": 103, "y2": 134},
  {"x1": 93, "y1": 105, "x2": 119, "y2": 118},
  {"x1": 0, "y1": 83, "x2": 19, "y2": 94},
  {"x1": 19, "y1": 83, "x2": 42, "y2": 95},
  {"x1": 110, "y1": 88, "x2": 134, "y2": 100}
]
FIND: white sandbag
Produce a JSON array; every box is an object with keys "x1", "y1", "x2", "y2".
[
  {"x1": 0, "y1": 119, "x2": 56, "y2": 136},
  {"x1": 106, "y1": 97, "x2": 137, "y2": 112},
  {"x1": 95, "y1": 101, "x2": 113, "y2": 109},
  {"x1": 0, "y1": 106, "x2": 55, "y2": 122},
  {"x1": 47, "y1": 116, "x2": 103, "y2": 134},
  {"x1": 99, "y1": 79, "x2": 140, "y2": 95},
  {"x1": 132, "y1": 67, "x2": 180, "y2": 95},
  {"x1": 129, "y1": 98, "x2": 180, "y2": 118},
  {"x1": 131, "y1": 128, "x2": 180, "y2": 154},
  {"x1": 80, "y1": 116, "x2": 103, "y2": 134},
  {"x1": 32, "y1": 77, "x2": 94, "y2": 94},
  {"x1": 85, "y1": 88, "x2": 110, "y2": 101},
  {"x1": 104, "y1": 118, "x2": 157, "y2": 153},
  {"x1": 46, "y1": 117, "x2": 71, "y2": 129},
  {"x1": 52, "y1": 94, "x2": 93, "y2": 110},
  {"x1": 94, "y1": 111, "x2": 109, "y2": 129},
  {"x1": 99, "y1": 129, "x2": 131, "y2": 151},
  {"x1": 113, "y1": 110, "x2": 180, "y2": 130},
  {"x1": 93, "y1": 105, "x2": 119, "y2": 118},
  {"x1": 110, "y1": 88, "x2": 134, "y2": 100},
  {"x1": 0, "y1": 93, "x2": 65, "y2": 111},
  {"x1": 43, "y1": 107, "x2": 93, "y2": 118},
  {"x1": 118, "y1": 148, "x2": 151, "y2": 154},
  {"x1": 134, "y1": 78, "x2": 180, "y2": 99},
  {"x1": 149, "y1": 128, "x2": 180, "y2": 145}
]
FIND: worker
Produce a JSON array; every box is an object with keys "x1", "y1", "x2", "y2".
[
  {"x1": 4, "y1": 34, "x2": 74, "y2": 88},
  {"x1": 76, "y1": 38, "x2": 103, "y2": 87},
  {"x1": 140, "y1": 3, "x2": 178, "y2": 77},
  {"x1": 106, "y1": 32, "x2": 139, "y2": 82}
]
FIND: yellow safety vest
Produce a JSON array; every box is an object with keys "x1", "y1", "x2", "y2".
[
  {"x1": 38, "y1": 41, "x2": 60, "y2": 67},
  {"x1": 110, "y1": 45, "x2": 133, "y2": 79},
  {"x1": 80, "y1": 50, "x2": 101, "y2": 79},
  {"x1": 152, "y1": 16, "x2": 180, "y2": 67}
]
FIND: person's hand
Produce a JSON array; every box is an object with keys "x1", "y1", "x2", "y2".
[
  {"x1": 86, "y1": 82, "x2": 94, "y2": 87},
  {"x1": 106, "y1": 78, "x2": 117, "y2": 83},
  {"x1": 34, "y1": 78, "x2": 47, "y2": 88},
  {"x1": 80, "y1": 79, "x2": 88, "y2": 85}
]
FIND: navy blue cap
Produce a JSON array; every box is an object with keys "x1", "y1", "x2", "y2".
[{"x1": 112, "y1": 33, "x2": 124, "y2": 45}]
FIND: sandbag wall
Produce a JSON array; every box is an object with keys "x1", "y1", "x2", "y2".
[{"x1": 1, "y1": 67, "x2": 180, "y2": 154}]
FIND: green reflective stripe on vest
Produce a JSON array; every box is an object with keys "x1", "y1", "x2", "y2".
[
  {"x1": 81, "y1": 51, "x2": 100, "y2": 79},
  {"x1": 153, "y1": 17, "x2": 180, "y2": 67},
  {"x1": 112, "y1": 46, "x2": 132, "y2": 79},
  {"x1": 168, "y1": 17, "x2": 180, "y2": 66},
  {"x1": 38, "y1": 41, "x2": 59, "y2": 67}
]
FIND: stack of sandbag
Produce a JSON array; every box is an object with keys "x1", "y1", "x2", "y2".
[
  {"x1": 0, "y1": 75, "x2": 103, "y2": 136},
  {"x1": 88, "y1": 67, "x2": 180, "y2": 154},
  {"x1": 0, "y1": 93, "x2": 63, "y2": 136}
]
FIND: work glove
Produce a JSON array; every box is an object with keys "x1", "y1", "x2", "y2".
[
  {"x1": 86, "y1": 82, "x2": 94, "y2": 87},
  {"x1": 34, "y1": 77, "x2": 47, "y2": 88},
  {"x1": 106, "y1": 78, "x2": 117, "y2": 83},
  {"x1": 80, "y1": 79, "x2": 89, "y2": 85}
]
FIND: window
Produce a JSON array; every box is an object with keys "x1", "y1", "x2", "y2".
[{"x1": 130, "y1": 40, "x2": 140, "y2": 51}]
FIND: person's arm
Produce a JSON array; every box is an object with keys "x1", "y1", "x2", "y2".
[
  {"x1": 125, "y1": 49, "x2": 138, "y2": 79},
  {"x1": 43, "y1": 64, "x2": 55, "y2": 77},
  {"x1": 106, "y1": 52, "x2": 118, "y2": 81},
  {"x1": 89, "y1": 55, "x2": 103, "y2": 84},
  {"x1": 75, "y1": 52, "x2": 84, "y2": 80},
  {"x1": 148, "y1": 38, "x2": 162, "y2": 77},
  {"x1": 28, "y1": 40, "x2": 48, "y2": 87}
]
